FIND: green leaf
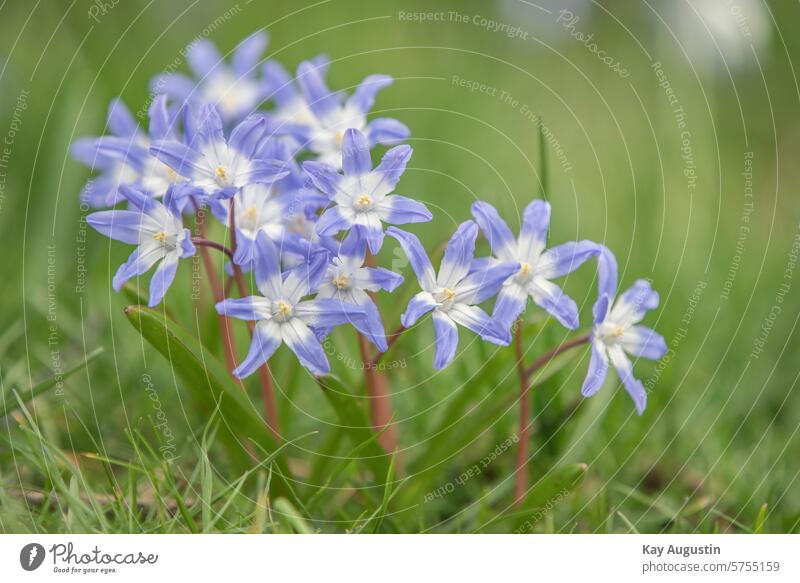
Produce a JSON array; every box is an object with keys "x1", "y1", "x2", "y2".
[
  {"x1": 480, "y1": 463, "x2": 587, "y2": 533},
  {"x1": 0, "y1": 347, "x2": 103, "y2": 418},
  {"x1": 754, "y1": 503, "x2": 768, "y2": 534},
  {"x1": 273, "y1": 497, "x2": 314, "y2": 534},
  {"x1": 123, "y1": 304, "x2": 294, "y2": 498},
  {"x1": 317, "y1": 374, "x2": 392, "y2": 485}
]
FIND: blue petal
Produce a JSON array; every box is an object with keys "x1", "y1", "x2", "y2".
[
  {"x1": 449, "y1": 303, "x2": 507, "y2": 345},
  {"x1": 112, "y1": 246, "x2": 163, "y2": 291},
  {"x1": 229, "y1": 115, "x2": 267, "y2": 157},
  {"x1": 354, "y1": 299, "x2": 389, "y2": 352},
  {"x1": 597, "y1": 245, "x2": 618, "y2": 299},
  {"x1": 193, "y1": 104, "x2": 225, "y2": 149},
  {"x1": 282, "y1": 250, "x2": 329, "y2": 301},
  {"x1": 149, "y1": 140, "x2": 205, "y2": 179},
  {"x1": 233, "y1": 320, "x2": 282, "y2": 378},
  {"x1": 491, "y1": 284, "x2": 528, "y2": 335},
  {"x1": 387, "y1": 227, "x2": 436, "y2": 291},
  {"x1": 336, "y1": 230, "x2": 366, "y2": 262},
  {"x1": 254, "y1": 231, "x2": 282, "y2": 298},
  {"x1": 455, "y1": 260, "x2": 519, "y2": 305},
  {"x1": 621, "y1": 325, "x2": 667, "y2": 360},
  {"x1": 400, "y1": 291, "x2": 437, "y2": 328},
  {"x1": 316, "y1": 206, "x2": 352, "y2": 236},
  {"x1": 341, "y1": 128, "x2": 372, "y2": 177},
  {"x1": 354, "y1": 222, "x2": 385, "y2": 255},
  {"x1": 518, "y1": 199, "x2": 550, "y2": 262},
  {"x1": 148, "y1": 94, "x2": 174, "y2": 140},
  {"x1": 437, "y1": 220, "x2": 478, "y2": 289},
  {"x1": 471, "y1": 201, "x2": 516, "y2": 262},
  {"x1": 536, "y1": 240, "x2": 600, "y2": 279},
  {"x1": 593, "y1": 293, "x2": 610, "y2": 324},
  {"x1": 296, "y1": 60, "x2": 339, "y2": 119},
  {"x1": 148, "y1": 253, "x2": 180, "y2": 306},
  {"x1": 187, "y1": 38, "x2": 222, "y2": 78},
  {"x1": 610, "y1": 279, "x2": 659, "y2": 327},
  {"x1": 378, "y1": 195, "x2": 432, "y2": 225},
  {"x1": 302, "y1": 160, "x2": 341, "y2": 198},
  {"x1": 87, "y1": 210, "x2": 145, "y2": 244},
  {"x1": 150, "y1": 73, "x2": 194, "y2": 101},
  {"x1": 215, "y1": 296, "x2": 268, "y2": 321},
  {"x1": 370, "y1": 144, "x2": 412, "y2": 194},
  {"x1": 347, "y1": 74, "x2": 393, "y2": 113},
  {"x1": 262, "y1": 60, "x2": 296, "y2": 105},
  {"x1": 232, "y1": 30, "x2": 269, "y2": 76},
  {"x1": 608, "y1": 345, "x2": 647, "y2": 415},
  {"x1": 107, "y1": 98, "x2": 139, "y2": 138},
  {"x1": 281, "y1": 319, "x2": 330, "y2": 375},
  {"x1": 245, "y1": 158, "x2": 290, "y2": 184},
  {"x1": 362, "y1": 267, "x2": 403, "y2": 292},
  {"x1": 294, "y1": 298, "x2": 365, "y2": 328},
  {"x1": 529, "y1": 278, "x2": 580, "y2": 330},
  {"x1": 119, "y1": 184, "x2": 158, "y2": 213},
  {"x1": 366, "y1": 117, "x2": 409, "y2": 145},
  {"x1": 432, "y1": 312, "x2": 459, "y2": 369},
  {"x1": 581, "y1": 341, "x2": 609, "y2": 397}
]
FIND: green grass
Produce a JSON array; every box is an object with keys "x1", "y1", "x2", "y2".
[{"x1": 1, "y1": 0, "x2": 799, "y2": 533}]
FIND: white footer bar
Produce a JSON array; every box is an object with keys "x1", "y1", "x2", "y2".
[{"x1": 1, "y1": 534, "x2": 798, "y2": 581}]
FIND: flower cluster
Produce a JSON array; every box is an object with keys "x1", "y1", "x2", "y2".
[{"x1": 76, "y1": 32, "x2": 666, "y2": 413}]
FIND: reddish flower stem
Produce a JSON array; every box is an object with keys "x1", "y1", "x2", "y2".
[
  {"x1": 191, "y1": 206, "x2": 238, "y2": 376},
  {"x1": 513, "y1": 328, "x2": 590, "y2": 506}
]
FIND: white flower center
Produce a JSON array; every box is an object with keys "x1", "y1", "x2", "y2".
[
  {"x1": 433, "y1": 287, "x2": 457, "y2": 311},
  {"x1": 355, "y1": 194, "x2": 374, "y2": 211},
  {"x1": 597, "y1": 321, "x2": 626, "y2": 346},
  {"x1": 272, "y1": 300, "x2": 294, "y2": 322},
  {"x1": 215, "y1": 165, "x2": 230, "y2": 186},
  {"x1": 515, "y1": 261, "x2": 534, "y2": 284}
]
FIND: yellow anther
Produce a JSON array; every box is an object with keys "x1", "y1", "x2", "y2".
[
  {"x1": 356, "y1": 194, "x2": 373, "y2": 210},
  {"x1": 442, "y1": 288, "x2": 456, "y2": 302},
  {"x1": 335, "y1": 130, "x2": 345, "y2": 146},
  {"x1": 275, "y1": 300, "x2": 292, "y2": 319},
  {"x1": 519, "y1": 262, "x2": 532, "y2": 277},
  {"x1": 333, "y1": 275, "x2": 349, "y2": 289},
  {"x1": 244, "y1": 206, "x2": 258, "y2": 219},
  {"x1": 153, "y1": 231, "x2": 168, "y2": 243},
  {"x1": 215, "y1": 165, "x2": 229, "y2": 183}
]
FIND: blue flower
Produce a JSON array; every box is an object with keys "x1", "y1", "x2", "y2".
[
  {"x1": 216, "y1": 232, "x2": 366, "y2": 377},
  {"x1": 72, "y1": 96, "x2": 184, "y2": 207},
  {"x1": 471, "y1": 200, "x2": 599, "y2": 338},
  {"x1": 304, "y1": 128, "x2": 431, "y2": 254},
  {"x1": 388, "y1": 222, "x2": 519, "y2": 369},
  {"x1": 150, "y1": 104, "x2": 289, "y2": 201},
  {"x1": 581, "y1": 248, "x2": 668, "y2": 415},
  {"x1": 151, "y1": 31, "x2": 271, "y2": 123},
  {"x1": 315, "y1": 232, "x2": 404, "y2": 351},
  {"x1": 87, "y1": 184, "x2": 196, "y2": 307},
  {"x1": 207, "y1": 139, "x2": 326, "y2": 267},
  {"x1": 282, "y1": 61, "x2": 410, "y2": 167}
]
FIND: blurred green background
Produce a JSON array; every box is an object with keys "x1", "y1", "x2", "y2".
[{"x1": 1, "y1": 0, "x2": 799, "y2": 533}]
